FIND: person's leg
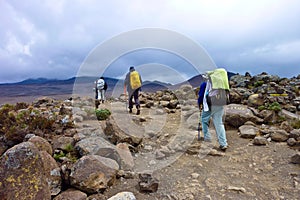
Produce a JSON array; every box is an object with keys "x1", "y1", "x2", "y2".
[
  {"x1": 100, "y1": 89, "x2": 105, "y2": 103},
  {"x1": 133, "y1": 89, "x2": 140, "y2": 115},
  {"x1": 201, "y1": 110, "x2": 211, "y2": 141},
  {"x1": 103, "y1": 90, "x2": 106, "y2": 101},
  {"x1": 128, "y1": 92, "x2": 134, "y2": 113},
  {"x1": 97, "y1": 90, "x2": 101, "y2": 100},
  {"x1": 211, "y1": 106, "x2": 227, "y2": 148}
]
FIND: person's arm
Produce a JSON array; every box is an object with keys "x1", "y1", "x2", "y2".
[
  {"x1": 124, "y1": 73, "x2": 129, "y2": 89},
  {"x1": 198, "y1": 82, "x2": 207, "y2": 109},
  {"x1": 139, "y1": 73, "x2": 142, "y2": 91},
  {"x1": 104, "y1": 81, "x2": 108, "y2": 91}
]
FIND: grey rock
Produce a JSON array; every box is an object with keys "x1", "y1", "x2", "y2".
[
  {"x1": 39, "y1": 151, "x2": 62, "y2": 196},
  {"x1": 291, "y1": 153, "x2": 300, "y2": 164},
  {"x1": 138, "y1": 172, "x2": 159, "y2": 193},
  {"x1": 28, "y1": 135, "x2": 53, "y2": 155},
  {"x1": 75, "y1": 136, "x2": 115, "y2": 156},
  {"x1": 104, "y1": 117, "x2": 143, "y2": 146},
  {"x1": 239, "y1": 125, "x2": 259, "y2": 139},
  {"x1": 225, "y1": 104, "x2": 263, "y2": 128},
  {"x1": 253, "y1": 136, "x2": 268, "y2": 145},
  {"x1": 270, "y1": 129, "x2": 289, "y2": 142},
  {"x1": 52, "y1": 136, "x2": 75, "y2": 151},
  {"x1": 69, "y1": 155, "x2": 118, "y2": 194},
  {"x1": 287, "y1": 138, "x2": 297, "y2": 146},
  {"x1": 0, "y1": 142, "x2": 51, "y2": 199},
  {"x1": 290, "y1": 129, "x2": 300, "y2": 139},
  {"x1": 107, "y1": 192, "x2": 136, "y2": 200},
  {"x1": 53, "y1": 189, "x2": 87, "y2": 200}
]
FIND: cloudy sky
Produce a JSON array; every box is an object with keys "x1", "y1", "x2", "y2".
[{"x1": 1, "y1": 0, "x2": 300, "y2": 84}]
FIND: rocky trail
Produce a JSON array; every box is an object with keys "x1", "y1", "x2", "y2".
[{"x1": 91, "y1": 101, "x2": 300, "y2": 200}]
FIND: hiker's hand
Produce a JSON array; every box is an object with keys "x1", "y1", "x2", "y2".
[{"x1": 199, "y1": 104, "x2": 203, "y2": 110}]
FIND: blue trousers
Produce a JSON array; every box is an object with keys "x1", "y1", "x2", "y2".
[
  {"x1": 201, "y1": 106, "x2": 227, "y2": 147},
  {"x1": 129, "y1": 89, "x2": 140, "y2": 109}
]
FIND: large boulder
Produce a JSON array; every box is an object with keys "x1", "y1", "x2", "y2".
[
  {"x1": 28, "y1": 135, "x2": 53, "y2": 155},
  {"x1": 0, "y1": 142, "x2": 51, "y2": 200},
  {"x1": 69, "y1": 155, "x2": 118, "y2": 194},
  {"x1": 39, "y1": 151, "x2": 62, "y2": 196},
  {"x1": 104, "y1": 117, "x2": 143, "y2": 146},
  {"x1": 225, "y1": 104, "x2": 263, "y2": 127},
  {"x1": 75, "y1": 136, "x2": 116, "y2": 156}
]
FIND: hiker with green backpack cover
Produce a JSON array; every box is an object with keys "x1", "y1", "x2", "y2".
[
  {"x1": 124, "y1": 66, "x2": 142, "y2": 115},
  {"x1": 198, "y1": 68, "x2": 230, "y2": 151}
]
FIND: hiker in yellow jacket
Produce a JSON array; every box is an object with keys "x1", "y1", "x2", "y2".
[{"x1": 124, "y1": 66, "x2": 142, "y2": 115}]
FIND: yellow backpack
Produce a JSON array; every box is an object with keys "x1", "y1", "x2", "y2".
[{"x1": 130, "y1": 71, "x2": 141, "y2": 90}]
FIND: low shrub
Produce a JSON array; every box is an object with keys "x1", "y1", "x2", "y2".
[
  {"x1": 253, "y1": 80, "x2": 264, "y2": 87},
  {"x1": 95, "y1": 109, "x2": 111, "y2": 120},
  {"x1": 258, "y1": 102, "x2": 281, "y2": 112},
  {"x1": 291, "y1": 119, "x2": 300, "y2": 129}
]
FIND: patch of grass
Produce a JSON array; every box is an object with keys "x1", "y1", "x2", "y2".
[
  {"x1": 53, "y1": 143, "x2": 78, "y2": 163},
  {"x1": 95, "y1": 109, "x2": 111, "y2": 120},
  {"x1": 290, "y1": 119, "x2": 300, "y2": 129},
  {"x1": 64, "y1": 143, "x2": 75, "y2": 152},
  {"x1": 267, "y1": 102, "x2": 281, "y2": 112},
  {"x1": 258, "y1": 102, "x2": 281, "y2": 112},
  {"x1": 53, "y1": 151, "x2": 65, "y2": 160},
  {"x1": 253, "y1": 80, "x2": 264, "y2": 87}
]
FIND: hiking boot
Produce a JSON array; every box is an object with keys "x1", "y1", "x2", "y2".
[
  {"x1": 95, "y1": 100, "x2": 100, "y2": 109},
  {"x1": 129, "y1": 108, "x2": 132, "y2": 113},
  {"x1": 203, "y1": 138, "x2": 212, "y2": 143},
  {"x1": 219, "y1": 145, "x2": 228, "y2": 151},
  {"x1": 136, "y1": 109, "x2": 140, "y2": 115}
]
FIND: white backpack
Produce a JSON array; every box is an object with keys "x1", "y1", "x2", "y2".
[{"x1": 97, "y1": 79, "x2": 105, "y2": 90}]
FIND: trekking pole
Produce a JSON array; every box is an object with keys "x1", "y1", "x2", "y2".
[
  {"x1": 198, "y1": 110, "x2": 202, "y2": 141},
  {"x1": 198, "y1": 122, "x2": 201, "y2": 141}
]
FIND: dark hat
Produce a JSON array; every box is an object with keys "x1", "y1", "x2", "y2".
[{"x1": 129, "y1": 66, "x2": 135, "y2": 71}]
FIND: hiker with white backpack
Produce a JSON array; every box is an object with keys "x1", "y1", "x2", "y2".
[
  {"x1": 124, "y1": 66, "x2": 142, "y2": 115},
  {"x1": 95, "y1": 76, "x2": 108, "y2": 108}
]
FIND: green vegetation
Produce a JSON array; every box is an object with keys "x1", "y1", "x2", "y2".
[
  {"x1": 53, "y1": 143, "x2": 78, "y2": 162},
  {"x1": 258, "y1": 102, "x2": 281, "y2": 112},
  {"x1": 64, "y1": 143, "x2": 75, "y2": 152},
  {"x1": 253, "y1": 80, "x2": 264, "y2": 87},
  {"x1": 267, "y1": 102, "x2": 281, "y2": 112},
  {"x1": 0, "y1": 103, "x2": 74, "y2": 147},
  {"x1": 291, "y1": 119, "x2": 300, "y2": 129},
  {"x1": 95, "y1": 108, "x2": 111, "y2": 120}
]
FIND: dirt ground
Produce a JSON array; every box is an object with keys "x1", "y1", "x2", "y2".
[
  {"x1": 2, "y1": 96, "x2": 299, "y2": 200},
  {"x1": 98, "y1": 102, "x2": 300, "y2": 200}
]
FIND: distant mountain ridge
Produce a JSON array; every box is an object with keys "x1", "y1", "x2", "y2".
[
  {"x1": 1, "y1": 71, "x2": 236, "y2": 87},
  {"x1": 0, "y1": 72, "x2": 237, "y2": 99}
]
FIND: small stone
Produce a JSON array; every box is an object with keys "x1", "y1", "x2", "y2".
[
  {"x1": 107, "y1": 192, "x2": 136, "y2": 200},
  {"x1": 228, "y1": 186, "x2": 246, "y2": 193},
  {"x1": 191, "y1": 173, "x2": 200, "y2": 179},
  {"x1": 287, "y1": 138, "x2": 296, "y2": 146},
  {"x1": 291, "y1": 153, "x2": 300, "y2": 164},
  {"x1": 138, "y1": 172, "x2": 159, "y2": 193}
]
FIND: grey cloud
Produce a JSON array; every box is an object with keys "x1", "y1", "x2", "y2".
[{"x1": 1, "y1": 0, "x2": 300, "y2": 83}]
